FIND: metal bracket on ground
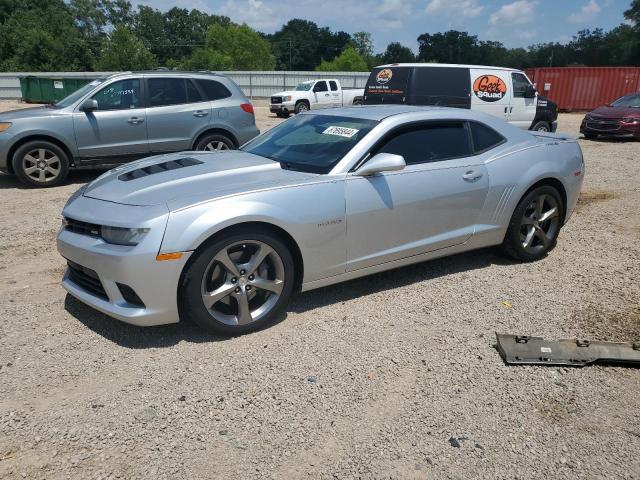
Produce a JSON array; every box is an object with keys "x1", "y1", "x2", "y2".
[{"x1": 495, "y1": 333, "x2": 640, "y2": 367}]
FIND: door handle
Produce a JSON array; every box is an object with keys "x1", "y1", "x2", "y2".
[
  {"x1": 504, "y1": 106, "x2": 508, "y2": 115},
  {"x1": 193, "y1": 110, "x2": 209, "y2": 117},
  {"x1": 462, "y1": 170, "x2": 483, "y2": 181},
  {"x1": 127, "y1": 117, "x2": 144, "y2": 125},
  {"x1": 325, "y1": 93, "x2": 330, "y2": 96}
]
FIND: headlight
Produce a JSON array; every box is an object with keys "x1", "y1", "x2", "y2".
[
  {"x1": 0, "y1": 122, "x2": 12, "y2": 132},
  {"x1": 622, "y1": 117, "x2": 639, "y2": 125},
  {"x1": 283, "y1": 95, "x2": 292, "y2": 102},
  {"x1": 101, "y1": 226, "x2": 149, "y2": 246}
]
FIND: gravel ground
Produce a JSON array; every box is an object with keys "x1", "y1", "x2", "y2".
[{"x1": 0, "y1": 100, "x2": 639, "y2": 480}]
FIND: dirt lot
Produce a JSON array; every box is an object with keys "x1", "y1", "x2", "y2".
[{"x1": 0, "y1": 100, "x2": 639, "y2": 480}]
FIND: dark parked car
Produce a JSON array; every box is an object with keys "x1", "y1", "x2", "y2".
[{"x1": 580, "y1": 93, "x2": 640, "y2": 140}]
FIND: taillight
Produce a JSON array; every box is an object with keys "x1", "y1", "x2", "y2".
[{"x1": 240, "y1": 103, "x2": 254, "y2": 114}]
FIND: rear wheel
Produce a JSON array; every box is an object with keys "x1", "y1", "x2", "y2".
[
  {"x1": 502, "y1": 186, "x2": 563, "y2": 262},
  {"x1": 276, "y1": 112, "x2": 290, "y2": 118},
  {"x1": 12, "y1": 140, "x2": 69, "y2": 187},
  {"x1": 180, "y1": 229, "x2": 295, "y2": 335},
  {"x1": 194, "y1": 133, "x2": 235, "y2": 152}
]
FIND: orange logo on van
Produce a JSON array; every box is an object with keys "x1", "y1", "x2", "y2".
[
  {"x1": 376, "y1": 69, "x2": 393, "y2": 84},
  {"x1": 473, "y1": 75, "x2": 507, "y2": 102}
]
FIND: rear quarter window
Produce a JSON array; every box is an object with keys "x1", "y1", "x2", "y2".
[
  {"x1": 195, "y1": 79, "x2": 232, "y2": 101},
  {"x1": 469, "y1": 122, "x2": 506, "y2": 153}
]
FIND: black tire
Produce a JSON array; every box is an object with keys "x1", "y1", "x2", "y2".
[
  {"x1": 294, "y1": 101, "x2": 309, "y2": 114},
  {"x1": 583, "y1": 133, "x2": 597, "y2": 140},
  {"x1": 194, "y1": 133, "x2": 235, "y2": 152},
  {"x1": 179, "y1": 227, "x2": 296, "y2": 335},
  {"x1": 531, "y1": 121, "x2": 551, "y2": 132},
  {"x1": 12, "y1": 140, "x2": 69, "y2": 187},
  {"x1": 352, "y1": 99, "x2": 363, "y2": 106},
  {"x1": 501, "y1": 185, "x2": 564, "y2": 262},
  {"x1": 276, "y1": 112, "x2": 290, "y2": 118}
]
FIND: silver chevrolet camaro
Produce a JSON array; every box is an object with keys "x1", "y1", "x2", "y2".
[{"x1": 57, "y1": 105, "x2": 584, "y2": 335}]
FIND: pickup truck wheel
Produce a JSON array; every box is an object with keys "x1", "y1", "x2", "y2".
[
  {"x1": 195, "y1": 133, "x2": 235, "y2": 152},
  {"x1": 294, "y1": 102, "x2": 309, "y2": 114},
  {"x1": 12, "y1": 140, "x2": 69, "y2": 187},
  {"x1": 352, "y1": 99, "x2": 363, "y2": 106},
  {"x1": 531, "y1": 121, "x2": 550, "y2": 132},
  {"x1": 501, "y1": 186, "x2": 563, "y2": 262},
  {"x1": 180, "y1": 229, "x2": 295, "y2": 335}
]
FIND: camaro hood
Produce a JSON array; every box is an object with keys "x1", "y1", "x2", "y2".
[
  {"x1": 589, "y1": 105, "x2": 640, "y2": 118},
  {"x1": 83, "y1": 151, "x2": 319, "y2": 209}
]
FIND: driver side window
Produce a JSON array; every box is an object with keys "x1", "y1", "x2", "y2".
[
  {"x1": 374, "y1": 122, "x2": 472, "y2": 165},
  {"x1": 92, "y1": 79, "x2": 141, "y2": 110},
  {"x1": 313, "y1": 81, "x2": 328, "y2": 93},
  {"x1": 512, "y1": 73, "x2": 531, "y2": 98}
]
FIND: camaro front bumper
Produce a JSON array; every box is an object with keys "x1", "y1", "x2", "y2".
[{"x1": 56, "y1": 194, "x2": 190, "y2": 326}]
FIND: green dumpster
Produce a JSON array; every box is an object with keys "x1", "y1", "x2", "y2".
[{"x1": 20, "y1": 76, "x2": 95, "y2": 104}]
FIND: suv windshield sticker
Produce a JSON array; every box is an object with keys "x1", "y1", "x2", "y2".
[
  {"x1": 473, "y1": 75, "x2": 507, "y2": 102},
  {"x1": 323, "y1": 126, "x2": 359, "y2": 138},
  {"x1": 376, "y1": 69, "x2": 393, "y2": 84}
]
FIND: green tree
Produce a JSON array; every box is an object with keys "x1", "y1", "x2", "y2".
[
  {"x1": 352, "y1": 31, "x2": 374, "y2": 58},
  {"x1": 183, "y1": 23, "x2": 275, "y2": 70},
  {"x1": 381, "y1": 42, "x2": 416, "y2": 63},
  {"x1": 625, "y1": 0, "x2": 640, "y2": 24},
  {"x1": 316, "y1": 46, "x2": 368, "y2": 72},
  {"x1": 96, "y1": 26, "x2": 156, "y2": 70},
  {"x1": 0, "y1": 0, "x2": 93, "y2": 71}
]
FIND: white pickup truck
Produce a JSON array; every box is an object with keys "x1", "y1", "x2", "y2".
[{"x1": 269, "y1": 79, "x2": 364, "y2": 117}]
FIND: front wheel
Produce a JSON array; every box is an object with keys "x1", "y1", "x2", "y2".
[
  {"x1": 179, "y1": 229, "x2": 295, "y2": 335},
  {"x1": 12, "y1": 140, "x2": 69, "y2": 187},
  {"x1": 501, "y1": 186, "x2": 564, "y2": 262},
  {"x1": 294, "y1": 102, "x2": 309, "y2": 114}
]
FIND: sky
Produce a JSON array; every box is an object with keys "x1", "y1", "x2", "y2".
[{"x1": 136, "y1": 0, "x2": 632, "y2": 52}]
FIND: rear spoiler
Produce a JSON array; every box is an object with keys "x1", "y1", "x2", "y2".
[{"x1": 530, "y1": 131, "x2": 576, "y2": 142}]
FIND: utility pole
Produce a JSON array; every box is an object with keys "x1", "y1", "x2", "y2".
[{"x1": 289, "y1": 40, "x2": 292, "y2": 71}]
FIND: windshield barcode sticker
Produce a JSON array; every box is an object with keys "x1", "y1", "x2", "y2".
[{"x1": 322, "y1": 126, "x2": 359, "y2": 138}]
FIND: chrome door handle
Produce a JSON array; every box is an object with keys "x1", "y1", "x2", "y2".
[
  {"x1": 193, "y1": 110, "x2": 209, "y2": 117},
  {"x1": 463, "y1": 170, "x2": 483, "y2": 181},
  {"x1": 127, "y1": 117, "x2": 144, "y2": 124}
]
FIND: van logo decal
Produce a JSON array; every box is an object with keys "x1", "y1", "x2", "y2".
[
  {"x1": 473, "y1": 75, "x2": 507, "y2": 102},
  {"x1": 376, "y1": 69, "x2": 393, "y2": 84}
]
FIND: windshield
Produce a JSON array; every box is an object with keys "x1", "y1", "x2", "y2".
[
  {"x1": 610, "y1": 94, "x2": 640, "y2": 108},
  {"x1": 295, "y1": 82, "x2": 313, "y2": 91},
  {"x1": 241, "y1": 114, "x2": 378, "y2": 174},
  {"x1": 54, "y1": 78, "x2": 105, "y2": 108}
]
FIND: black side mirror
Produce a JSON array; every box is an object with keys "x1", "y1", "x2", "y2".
[
  {"x1": 81, "y1": 99, "x2": 98, "y2": 111},
  {"x1": 524, "y1": 85, "x2": 537, "y2": 99}
]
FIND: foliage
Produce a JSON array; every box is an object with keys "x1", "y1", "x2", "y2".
[
  {"x1": 381, "y1": 42, "x2": 416, "y2": 64},
  {"x1": 0, "y1": 1, "x2": 637, "y2": 72},
  {"x1": 316, "y1": 46, "x2": 368, "y2": 72},
  {"x1": 267, "y1": 19, "x2": 351, "y2": 70},
  {"x1": 96, "y1": 26, "x2": 156, "y2": 70},
  {"x1": 182, "y1": 23, "x2": 275, "y2": 70}
]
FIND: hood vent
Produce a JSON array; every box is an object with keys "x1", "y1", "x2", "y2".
[{"x1": 118, "y1": 157, "x2": 203, "y2": 182}]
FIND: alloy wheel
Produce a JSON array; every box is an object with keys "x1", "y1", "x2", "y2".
[
  {"x1": 519, "y1": 194, "x2": 560, "y2": 254},
  {"x1": 201, "y1": 240, "x2": 285, "y2": 326},
  {"x1": 204, "y1": 141, "x2": 229, "y2": 151},
  {"x1": 22, "y1": 148, "x2": 61, "y2": 184}
]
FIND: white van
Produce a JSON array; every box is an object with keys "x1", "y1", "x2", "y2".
[{"x1": 363, "y1": 63, "x2": 558, "y2": 132}]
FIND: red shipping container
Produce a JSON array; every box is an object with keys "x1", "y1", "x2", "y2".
[{"x1": 524, "y1": 67, "x2": 640, "y2": 111}]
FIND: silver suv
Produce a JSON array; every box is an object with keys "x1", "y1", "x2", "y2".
[{"x1": 0, "y1": 71, "x2": 260, "y2": 187}]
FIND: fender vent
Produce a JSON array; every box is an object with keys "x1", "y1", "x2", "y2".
[{"x1": 118, "y1": 157, "x2": 203, "y2": 182}]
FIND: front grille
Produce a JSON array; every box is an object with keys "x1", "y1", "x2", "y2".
[
  {"x1": 117, "y1": 283, "x2": 145, "y2": 308},
  {"x1": 65, "y1": 217, "x2": 101, "y2": 237},
  {"x1": 271, "y1": 96, "x2": 282, "y2": 104},
  {"x1": 586, "y1": 119, "x2": 621, "y2": 131},
  {"x1": 67, "y1": 261, "x2": 108, "y2": 300}
]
